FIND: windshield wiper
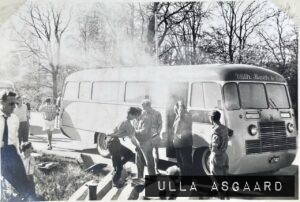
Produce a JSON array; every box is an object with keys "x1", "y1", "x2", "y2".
[{"x1": 269, "y1": 98, "x2": 278, "y2": 109}]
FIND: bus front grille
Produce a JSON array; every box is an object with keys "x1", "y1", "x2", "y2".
[{"x1": 245, "y1": 121, "x2": 297, "y2": 154}]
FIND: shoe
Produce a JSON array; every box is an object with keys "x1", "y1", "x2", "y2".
[
  {"x1": 112, "y1": 182, "x2": 124, "y2": 188},
  {"x1": 47, "y1": 145, "x2": 52, "y2": 150},
  {"x1": 131, "y1": 178, "x2": 144, "y2": 185}
]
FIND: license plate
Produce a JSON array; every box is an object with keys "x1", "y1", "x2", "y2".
[{"x1": 269, "y1": 156, "x2": 280, "y2": 164}]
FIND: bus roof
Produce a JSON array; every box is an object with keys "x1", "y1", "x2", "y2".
[
  {"x1": 66, "y1": 64, "x2": 286, "y2": 83},
  {"x1": 0, "y1": 80, "x2": 14, "y2": 88}
]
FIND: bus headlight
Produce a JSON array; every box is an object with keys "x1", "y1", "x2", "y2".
[
  {"x1": 287, "y1": 123, "x2": 294, "y2": 133},
  {"x1": 248, "y1": 125, "x2": 258, "y2": 136}
]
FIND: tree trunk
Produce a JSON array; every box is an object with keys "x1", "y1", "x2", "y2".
[
  {"x1": 52, "y1": 69, "x2": 58, "y2": 101},
  {"x1": 147, "y1": 2, "x2": 159, "y2": 55}
]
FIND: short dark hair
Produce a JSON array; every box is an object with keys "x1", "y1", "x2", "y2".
[
  {"x1": 210, "y1": 110, "x2": 221, "y2": 122},
  {"x1": 21, "y1": 142, "x2": 33, "y2": 152},
  {"x1": 0, "y1": 91, "x2": 16, "y2": 102},
  {"x1": 128, "y1": 107, "x2": 142, "y2": 116},
  {"x1": 45, "y1": 98, "x2": 51, "y2": 103}
]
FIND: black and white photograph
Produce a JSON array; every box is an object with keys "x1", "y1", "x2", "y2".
[{"x1": 0, "y1": 0, "x2": 298, "y2": 201}]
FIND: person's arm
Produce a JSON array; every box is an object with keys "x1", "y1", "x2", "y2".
[
  {"x1": 129, "y1": 135, "x2": 140, "y2": 148},
  {"x1": 26, "y1": 109, "x2": 31, "y2": 120},
  {"x1": 38, "y1": 104, "x2": 44, "y2": 112},
  {"x1": 135, "y1": 117, "x2": 151, "y2": 137},
  {"x1": 157, "y1": 112, "x2": 162, "y2": 134},
  {"x1": 210, "y1": 131, "x2": 221, "y2": 152},
  {"x1": 13, "y1": 116, "x2": 21, "y2": 154}
]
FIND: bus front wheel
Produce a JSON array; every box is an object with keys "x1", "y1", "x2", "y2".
[
  {"x1": 193, "y1": 147, "x2": 211, "y2": 175},
  {"x1": 96, "y1": 133, "x2": 110, "y2": 158}
]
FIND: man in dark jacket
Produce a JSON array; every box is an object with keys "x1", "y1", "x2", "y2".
[{"x1": 172, "y1": 101, "x2": 193, "y2": 176}]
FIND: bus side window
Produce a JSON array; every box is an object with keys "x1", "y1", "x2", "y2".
[
  {"x1": 125, "y1": 82, "x2": 149, "y2": 103},
  {"x1": 224, "y1": 83, "x2": 240, "y2": 110},
  {"x1": 64, "y1": 82, "x2": 79, "y2": 100},
  {"x1": 203, "y1": 82, "x2": 222, "y2": 109},
  {"x1": 79, "y1": 82, "x2": 92, "y2": 100},
  {"x1": 190, "y1": 83, "x2": 205, "y2": 108},
  {"x1": 92, "y1": 82, "x2": 123, "y2": 103}
]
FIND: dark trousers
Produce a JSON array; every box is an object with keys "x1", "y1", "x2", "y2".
[
  {"x1": 1, "y1": 145, "x2": 35, "y2": 198},
  {"x1": 175, "y1": 146, "x2": 193, "y2": 176},
  {"x1": 107, "y1": 140, "x2": 134, "y2": 185}
]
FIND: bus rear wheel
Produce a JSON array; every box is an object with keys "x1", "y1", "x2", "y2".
[
  {"x1": 96, "y1": 133, "x2": 110, "y2": 158},
  {"x1": 193, "y1": 147, "x2": 211, "y2": 175}
]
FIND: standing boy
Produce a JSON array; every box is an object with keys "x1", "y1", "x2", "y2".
[{"x1": 209, "y1": 110, "x2": 229, "y2": 175}]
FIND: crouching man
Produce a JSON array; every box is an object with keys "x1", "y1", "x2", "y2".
[{"x1": 106, "y1": 107, "x2": 142, "y2": 187}]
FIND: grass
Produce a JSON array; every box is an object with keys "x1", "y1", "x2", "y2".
[{"x1": 1, "y1": 153, "x2": 109, "y2": 201}]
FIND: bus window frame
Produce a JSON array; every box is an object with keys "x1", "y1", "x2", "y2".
[
  {"x1": 238, "y1": 82, "x2": 268, "y2": 110},
  {"x1": 79, "y1": 81, "x2": 92, "y2": 101},
  {"x1": 124, "y1": 81, "x2": 150, "y2": 105},
  {"x1": 223, "y1": 82, "x2": 241, "y2": 111},
  {"x1": 124, "y1": 81, "x2": 189, "y2": 108},
  {"x1": 63, "y1": 81, "x2": 80, "y2": 101},
  {"x1": 265, "y1": 83, "x2": 291, "y2": 109},
  {"x1": 92, "y1": 81, "x2": 124, "y2": 104},
  {"x1": 189, "y1": 81, "x2": 223, "y2": 110}
]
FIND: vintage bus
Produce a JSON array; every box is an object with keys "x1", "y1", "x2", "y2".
[
  {"x1": 0, "y1": 80, "x2": 14, "y2": 91},
  {"x1": 60, "y1": 64, "x2": 297, "y2": 174}
]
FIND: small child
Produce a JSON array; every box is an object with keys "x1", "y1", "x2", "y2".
[{"x1": 21, "y1": 142, "x2": 36, "y2": 196}]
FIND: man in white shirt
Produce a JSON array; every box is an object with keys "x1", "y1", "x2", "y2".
[
  {"x1": 14, "y1": 96, "x2": 29, "y2": 145},
  {"x1": 0, "y1": 90, "x2": 35, "y2": 199}
]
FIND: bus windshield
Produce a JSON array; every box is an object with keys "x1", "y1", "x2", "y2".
[
  {"x1": 266, "y1": 84, "x2": 290, "y2": 109},
  {"x1": 224, "y1": 82, "x2": 268, "y2": 110},
  {"x1": 224, "y1": 82, "x2": 290, "y2": 110}
]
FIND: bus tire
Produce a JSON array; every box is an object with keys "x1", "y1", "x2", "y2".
[
  {"x1": 193, "y1": 147, "x2": 211, "y2": 175},
  {"x1": 96, "y1": 133, "x2": 110, "y2": 158}
]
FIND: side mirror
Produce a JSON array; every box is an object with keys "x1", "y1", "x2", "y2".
[{"x1": 228, "y1": 129, "x2": 234, "y2": 137}]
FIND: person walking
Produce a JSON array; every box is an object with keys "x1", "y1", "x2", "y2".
[
  {"x1": 135, "y1": 100, "x2": 156, "y2": 179},
  {"x1": 106, "y1": 107, "x2": 141, "y2": 187},
  {"x1": 172, "y1": 101, "x2": 193, "y2": 176},
  {"x1": 0, "y1": 90, "x2": 35, "y2": 199},
  {"x1": 141, "y1": 99, "x2": 162, "y2": 174},
  {"x1": 39, "y1": 98, "x2": 57, "y2": 150},
  {"x1": 14, "y1": 95, "x2": 30, "y2": 145},
  {"x1": 209, "y1": 110, "x2": 229, "y2": 175}
]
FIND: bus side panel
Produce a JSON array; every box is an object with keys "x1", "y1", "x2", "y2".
[
  {"x1": 192, "y1": 122, "x2": 211, "y2": 148},
  {"x1": 61, "y1": 101, "x2": 81, "y2": 140},
  {"x1": 75, "y1": 102, "x2": 128, "y2": 134}
]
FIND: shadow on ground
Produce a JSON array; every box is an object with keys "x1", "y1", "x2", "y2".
[{"x1": 31, "y1": 125, "x2": 61, "y2": 135}]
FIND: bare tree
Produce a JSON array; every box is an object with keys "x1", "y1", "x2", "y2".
[
  {"x1": 15, "y1": 3, "x2": 71, "y2": 99},
  {"x1": 217, "y1": 1, "x2": 275, "y2": 63}
]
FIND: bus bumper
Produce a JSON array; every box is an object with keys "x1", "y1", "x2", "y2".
[{"x1": 229, "y1": 150, "x2": 297, "y2": 174}]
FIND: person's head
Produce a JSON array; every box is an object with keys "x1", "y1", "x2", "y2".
[
  {"x1": 141, "y1": 99, "x2": 151, "y2": 111},
  {"x1": 21, "y1": 142, "x2": 33, "y2": 156},
  {"x1": 127, "y1": 107, "x2": 142, "y2": 120},
  {"x1": 16, "y1": 95, "x2": 22, "y2": 106},
  {"x1": 1, "y1": 91, "x2": 17, "y2": 116},
  {"x1": 45, "y1": 98, "x2": 51, "y2": 104},
  {"x1": 209, "y1": 110, "x2": 221, "y2": 124}
]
